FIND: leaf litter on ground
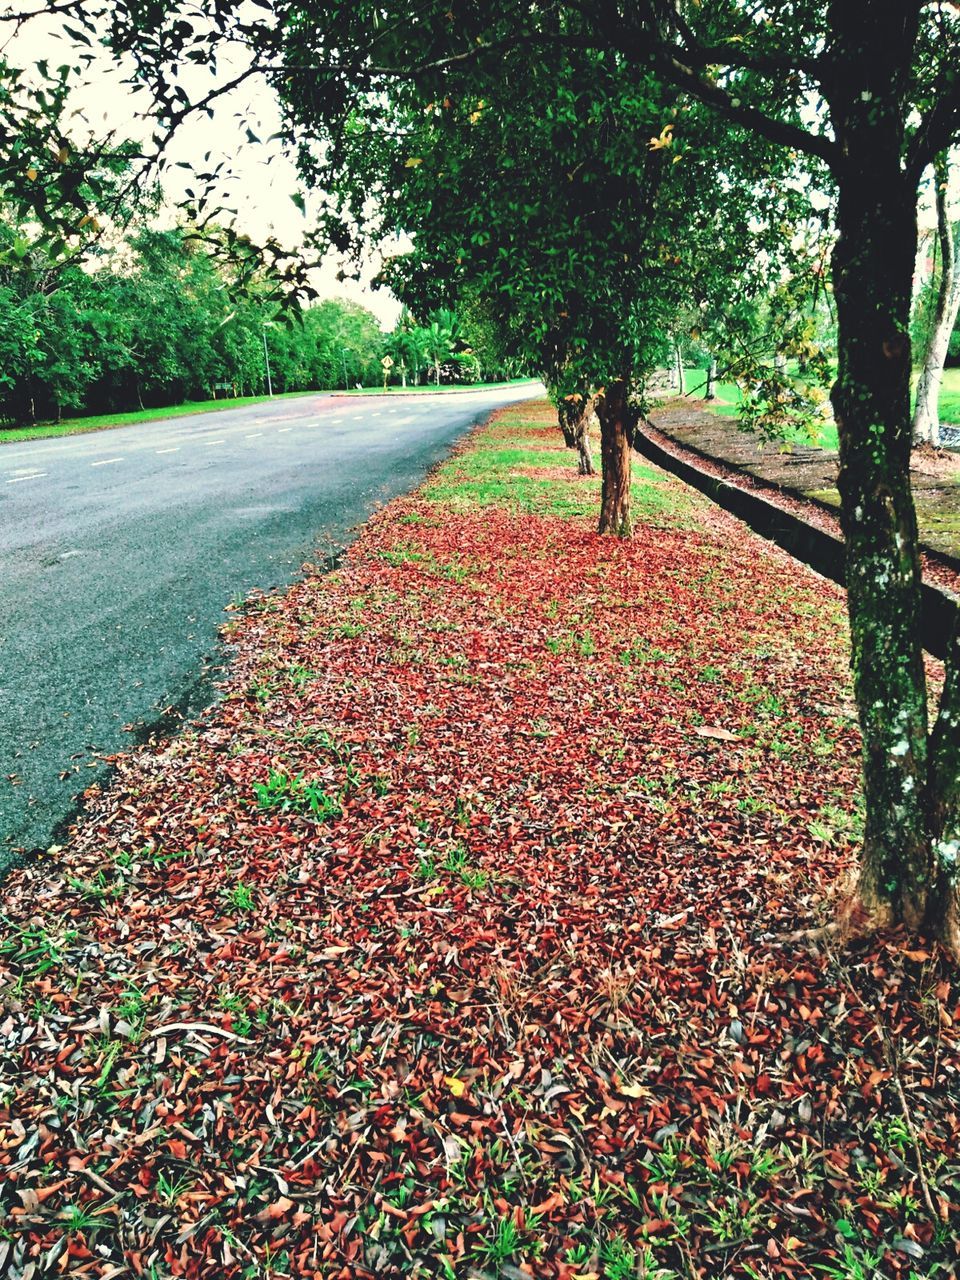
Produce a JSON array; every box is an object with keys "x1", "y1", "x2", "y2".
[{"x1": 0, "y1": 401, "x2": 958, "y2": 1279}]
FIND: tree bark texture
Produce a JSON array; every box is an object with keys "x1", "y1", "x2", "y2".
[
  {"x1": 556, "y1": 399, "x2": 578, "y2": 448},
  {"x1": 596, "y1": 381, "x2": 635, "y2": 537},
  {"x1": 827, "y1": 4, "x2": 951, "y2": 935}
]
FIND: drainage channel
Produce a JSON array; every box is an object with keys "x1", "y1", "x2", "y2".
[{"x1": 635, "y1": 420, "x2": 958, "y2": 662}]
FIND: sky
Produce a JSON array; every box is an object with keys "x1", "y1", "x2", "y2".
[{"x1": 4, "y1": 9, "x2": 402, "y2": 327}]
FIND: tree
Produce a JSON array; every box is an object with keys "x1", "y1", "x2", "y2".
[
  {"x1": 422, "y1": 310, "x2": 458, "y2": 386},
  {"x1": 316, "y1": 39, "x2": 799, "y2": 536},
  {"x1": 913, "y1": 151, "x2": 960, "y2": 448},
  {"x1": 0, "y1": 209, "x2": 388, "y2": 422}
]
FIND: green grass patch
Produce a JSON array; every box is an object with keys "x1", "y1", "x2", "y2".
[
  {"x1": 423, "y1": 411, "x2": 697, "y2": 525},
  {"x1": 940, "y1": 367, "x2": 960, "y2": 425},
  {"x1": 0, "y1": 390, "x2": 323, "y2": 445},
  {"x1": 424, "y1": 472, "x2": 599, "y2": 517},
  {"x1": 456, "y1": 446, "x2": 575, "y2": 472},
  {"x1": 706, "y1": 367, "x2": 960, "y2": 440},
  {"x1": 334, "y1": 378, "x2": 540, "y2": 397}
]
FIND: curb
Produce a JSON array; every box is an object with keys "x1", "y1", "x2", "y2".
[{"x1": 635, "y1": 419, "x2": 958, "y2": 661}]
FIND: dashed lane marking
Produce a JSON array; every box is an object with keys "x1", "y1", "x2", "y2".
[
  {"x1": 5, "y1": 471, "x2": 47, "y2": 483},
  {"x1": 90, "y1": 457, "x2": 123, "y2": 467},
  {"x1": 156, "y1": 447, "x2": 179, "y2": 454}
]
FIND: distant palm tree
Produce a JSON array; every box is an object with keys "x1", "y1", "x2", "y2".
[{"x1": 423, "y1": 310, "x2": 461, "y2": 385}]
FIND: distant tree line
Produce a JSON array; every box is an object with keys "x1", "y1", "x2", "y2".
[{"x1": 0, "y1": 221, "x2": 521, "y2": 425}]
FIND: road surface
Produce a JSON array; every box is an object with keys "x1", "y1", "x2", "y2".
[{"x1": 0, "y1": 386, "x2": 541, "y2": 870}]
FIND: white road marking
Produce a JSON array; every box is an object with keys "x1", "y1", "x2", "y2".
[
  {"x1": 156, "y1": 447, "x2": 179, "y2": 454},
  {"x1": 278, "y1": 428, "x2": 292, "y2": 434},
  {"x1": 6, "y1": 471, "x2": 47, "y2": 483},
  {"x1": 204, "y1": 439, "x2": 226, "y2": 446},
  {"x1": 244, "y1": 433, "x2": 264, "y2": 439},
  {"x1": 91, "y1": 457, "x2": 123, "y2": 467}
]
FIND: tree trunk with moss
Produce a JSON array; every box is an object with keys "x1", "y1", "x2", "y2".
[
  {"x1": 827, "y1": 14, "x2": 960, "y2": 945},
  {"x1": 913, "y1": 152, "x2": 960, "y2": 450},
  {"x1": 596, "y1": 380, "x2": 635, "y2": 537}
]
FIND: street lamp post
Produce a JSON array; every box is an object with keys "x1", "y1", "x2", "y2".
[{"x1": 341, "y1": 348, "x2": 349, "y2": 390}]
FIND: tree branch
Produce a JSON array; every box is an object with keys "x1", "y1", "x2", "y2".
[
  {"x1": 272, "y1": 22, "x2": 838, "y2": 172},
  {"x1": 652, "y1": 52, "x2": 839, "y2": 171},
  {"x1": 905, "y1": 84, "x2": 960, "y2": 185}
]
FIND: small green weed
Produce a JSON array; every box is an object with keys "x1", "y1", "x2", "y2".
[
  {"x1": 253, "y1": 770, "x2": 343, "y2": 821},
  {"x1": 226, "y1": 882, "x2": 256, "y2": 913},
  {"x1": 156, "y1": 1171, "x2": 195, "y2": 1207},
  {"x1": 61, "y1": 1204, "x2": 100, "y2": 1234}
]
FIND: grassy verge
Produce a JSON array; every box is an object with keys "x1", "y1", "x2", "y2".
[
  {"x1": 704, "y1": 367, "x2": 960, "y2": 445},
  {"x1": 334, "y1": 377, "x2": 541, "y2": 396},
  {"x1": 0, "y1": 389, "x2": 324, "y2": 445},
  {"x1": 1, "y1": 400, "x2": 956, "y2": 1280}
]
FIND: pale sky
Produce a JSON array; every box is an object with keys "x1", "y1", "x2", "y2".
[{"x1": 4, "y1": 9, "x2": 402, "y2": 327}]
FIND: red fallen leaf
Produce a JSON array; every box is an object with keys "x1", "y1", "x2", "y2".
[
  {"x1": 255, "y1": 1197, "x2": 294, "y2": 1223},
  {"x1": 166, "y1": 1138, "x2": 188, "y2": 1159}
]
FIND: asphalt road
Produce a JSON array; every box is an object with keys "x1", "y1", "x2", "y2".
[{"x1": 0, "y1": 385, "x2": 541, "y2": 869}]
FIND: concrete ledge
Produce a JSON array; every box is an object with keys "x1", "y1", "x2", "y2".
[{"x1": 635, "y1": 420, "x2": 958, "y2": 661}]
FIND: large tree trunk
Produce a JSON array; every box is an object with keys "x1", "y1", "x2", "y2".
[
  {"x1": 596, "y1": 380, "x2": 634, "y2": 537},
  {"x1": 830, "y1": 80, "x2": 933, "y2": 931},
  {"x1": 674, "y1": 340, "x2": 685, "y2": 394},
  {"x1": 913, "y1": 152, "x2": 960, "y2": 449}
]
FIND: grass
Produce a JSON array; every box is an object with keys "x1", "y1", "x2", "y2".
[
  {"x1": 940, "y1": 366, "x2": 960, "y2": 425},
  {"x1": 702, "y1": 367, "x2": 960, "y2": 446},
  {"x1": 423, "y1": 416, "x2": 697, "y2": 524},
  {"x1": 0, "y1": 389, "x2": 324, "y2": 445},
  {"x1": 334, "y1": 378, "x2": 539, "y2": 396}
]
